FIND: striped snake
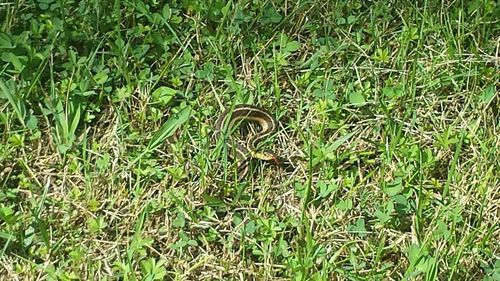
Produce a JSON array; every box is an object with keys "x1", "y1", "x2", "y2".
[{"x1": 215, "y1": 104, "x2": 284, "y2": 179}]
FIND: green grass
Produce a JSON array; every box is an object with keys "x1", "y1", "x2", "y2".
[{"x1": 1, "y1": 0, "x2": 499, "y2": 280}]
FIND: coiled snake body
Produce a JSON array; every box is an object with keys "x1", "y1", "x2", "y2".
[{"x1": 215, "y1": 104, "x2": 283, "y2": 179}]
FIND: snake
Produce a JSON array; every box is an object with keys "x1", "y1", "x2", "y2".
[{"x1": 215, "y1": 104, "x2": 284, "y2": 179}]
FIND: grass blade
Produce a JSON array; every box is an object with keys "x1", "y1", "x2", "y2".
[
  {"x1": 147, "y1": 105, "x2": 191, "y2": 150},
  {"x1": 128, "y1": 105, "x2": 191, "y2": 168},
  {"x1": 0, "y1": 79, "x2": 26, "y2": 127}
]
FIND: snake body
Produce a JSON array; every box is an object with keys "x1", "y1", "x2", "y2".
[{"x1": 215, "y1": 104, "x2": 282, "y2": 179}]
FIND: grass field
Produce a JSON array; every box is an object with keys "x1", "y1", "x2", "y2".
[{"x1": 1, "y1": 0, "x2": 499, "y2": 280}]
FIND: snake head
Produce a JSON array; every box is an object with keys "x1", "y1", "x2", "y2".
[{"x1": 260, "y1": 149, "x2": 286, "y2": 166}]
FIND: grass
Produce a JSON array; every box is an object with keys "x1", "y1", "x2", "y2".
[{"x1": 0, "y1": 0, "x2": 499, "y2": 280}]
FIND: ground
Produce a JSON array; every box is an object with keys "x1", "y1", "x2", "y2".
[{"x1": 0, "y1": 1, "x2": 499, "y2": 280}]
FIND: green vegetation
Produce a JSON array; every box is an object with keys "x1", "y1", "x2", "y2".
[{"x1": 1, "y1": 0, "x2": 499, "y2": 280}]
